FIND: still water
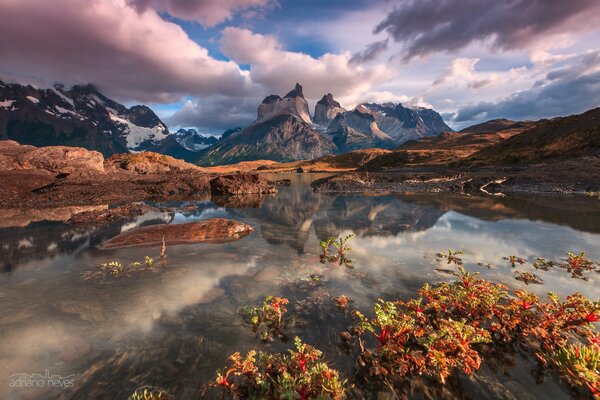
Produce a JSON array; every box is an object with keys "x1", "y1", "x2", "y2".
[{"x1": 1, "y1": 173, "x2": 599, "y2": 399}]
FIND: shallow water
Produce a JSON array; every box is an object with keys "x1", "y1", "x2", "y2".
[{"x1": 1, "y1": 173, "x2": 599, "y2": 399}]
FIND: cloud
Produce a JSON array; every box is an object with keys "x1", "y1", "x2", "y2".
[
  {"x1": 453, "y1": 51, "x2": 600, "y2": 123},
  {"x1": 432, "y1": 58, "x2": 499, "y2": 89},
  {"x1": 167, "y1": 27, "x2": 398, "y2": 131},
  {"x1": 166, "y1": 96, "x2": 257, "y2": 132},
  {"x1": 219, "y1": 27, "x2": 394, "y2": 102},
  {"x1": 0, "y1": 0, "x2": 251, "y2": 103},
  {"x1": 350, "y1": 39, "x2": 389, "y2": 64},
  {"x1": 374, "y1": 0, "x2": 600, "y2": 60},
  {"x1": 128, "y1": 0, "x2": 275, "y2": 27}
]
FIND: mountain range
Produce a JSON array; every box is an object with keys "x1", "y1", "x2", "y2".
[
  {"x1": 1, "y1": 80, "x2": 452, "y2": 164},
  {"x1": 194, "y1": 83, "x2": 452, "y2": 165}
]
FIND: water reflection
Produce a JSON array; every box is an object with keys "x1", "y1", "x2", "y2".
[{"x1": 0, "y1": 173, "x2": 599, "y2": 399}]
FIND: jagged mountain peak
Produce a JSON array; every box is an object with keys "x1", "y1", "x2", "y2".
[
  {"x1": 262, "y1": 94, "x2": 283, "y2": 104},
  {"x1": 317, "y1": 93, "x2": 341, "y2": 108},
  {"x1": 284, "y1": 83, "x2": 304, "y2": 99},
  {"x1": 257, "y1": 83, "x2": 311, "y2": 124}
]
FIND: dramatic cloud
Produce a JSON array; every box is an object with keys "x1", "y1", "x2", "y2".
[
  {"x1": 454, "y1": 51, "x2": 600, "y2": 123},
  {"x1": 128, "y1": 0, "x2": 275, "y2": 27},
  {"x1": 168, "y1": 27, "x2": 397, "y2": 130},
  {"x1": 219, "y1": 27, "x2": 394, "y2": 101},
  {"x1": 0, "y1": 0, "x2": 251, "y2": 102},
  {"x1": 374, "y1": 0, "x2": 600, "y2": 60}
]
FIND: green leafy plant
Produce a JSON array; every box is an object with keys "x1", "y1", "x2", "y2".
[
  {"x1": 546, "y1": 344, "x2": 599, "y2": 397},
  {"x1": 436, "y1": 249, "x2": 464, "y2": 265},
  {"x1": 532, "y1": 257, "x2": 556, "y2": 271},
  {"x1": 320, "y1": 234, "x2": 354, "y2": 268},
  {"x1": 503, "y1": 255, "x2": 527, "y2": 268},
  {"x1": 96, "y1": 261, "x2": 123, "y2": 277},
  {"x1": 239, "y1": 296, "x2": 290, "y2": 342},
  {"x1": 214, "y1": 337, "x2": 346, "y2": 399}
]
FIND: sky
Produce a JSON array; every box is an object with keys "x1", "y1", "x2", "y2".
[{"x1": 1, "y1": 0, "x2": 600, "y2": 133}]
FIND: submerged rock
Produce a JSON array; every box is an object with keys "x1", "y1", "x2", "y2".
[
  {"x1": 100, "y1": 218, "x2": 254, "y2": 249},
  {"x1": 210, "y1": 174, "x2": 277, "y2": 196}
]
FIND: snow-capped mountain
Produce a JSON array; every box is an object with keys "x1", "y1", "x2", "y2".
[
  {"x1": 174, "y1": 128, "x2": 219, "y2": 151},
  {"x1": 357, "y1": 102, "x2": 452, "y2": 143},
  {"x1": 0, "y1": 80, "x2": 168, "y2": 155}
]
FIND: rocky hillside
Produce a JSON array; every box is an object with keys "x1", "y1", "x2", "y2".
[
  {"x1": 196, "y1": 84, "x2": 337, "y2": 165},
  {"x1": 360, "y1": 119, "x2": 539, "y2": 171},
  {"x1": 0, "y1": 80, "x2": 169, "y2": 156},
  {"x1": 467, "y1": 107, "x2": 600, "y2": 164}
]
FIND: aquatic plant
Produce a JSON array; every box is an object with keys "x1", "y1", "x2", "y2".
[
  {"x1": 545, "y1": 344, "x2": 599, "y2": 397},
  {"x1": 347, "y1": 267, "x2": 599, "y2": 396},
  {"x1": 320, "y1": 234, "x2": 354, "y2": 268},
  {"x1": 333, "y1": 295, "x2": 353, "y2": 311},
  {"x1": 214, "y1": 337, "x2": 346, "y2": 399},
  {"x1": 96, "y1": 261, "x2": 123, "y2": 277},
  {"x1": 514, "y1": 270, "x2": 543, "y2": 285},
  {"x1": 144, "y1": 256, "x2": 154, "y2": 268},
  {"x1": 239, "y1": 296, "x2": 290, "y2": 342},
  {"x1": 532, "y1": 257, "x2": 556, "y2": 271},
  {"x1": 503, "y1": 255, "x2": 527, "y2": 268},
  {"x1": 565, "y1": 252, "x2": 598, "y2": 280},
  {"x1": 436, "y1": 249, "x2": 463, "y2": 265},
  {"x1": 129, "y1": 388, "x2": 170, "y2": 400}
]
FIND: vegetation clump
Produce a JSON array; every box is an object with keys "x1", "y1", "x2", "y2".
[
  {"x1": 320, "y1": 234, "x2": 354, "y2": 268},
  {"x1": 436, "y1": 249, "x2": 463, "y2": 265},
  {"x1": 565, "y1": 252, "x2": 598, "y2": 280},
  {"x1": 503, "y1": 255, "x2": 527, "y2": 267},
  {"x1": 514, "y1": 270, "x2": 543, "y2": 285},
  {"x1": 84, "y1": 239, "x2": 168, "y2": 279},
  {"x1": 214, "y1": 337, "x2": 346, "y2": 399},
  {"x1": 345, "y1": 267, "x2": 599, "y2": 396},
  {"x1": 240, "y1": 296, "x2": 291, "y2": 342}
]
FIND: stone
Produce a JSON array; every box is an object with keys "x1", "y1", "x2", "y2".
[
  {"x1": 210, "y1": 174, "x2": 277, "y2": 195},
  {"x1": 100, "y1": 218, "x2": 254, "y2": 249}
]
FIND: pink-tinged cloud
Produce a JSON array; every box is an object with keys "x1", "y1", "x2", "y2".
[
  {"x1": 128, "y1": 0, "x2": 276, "y2": 27},
  {"x1": 220, "y1": 27, "x2": 394, "y2": 103},
  {"x1": 0, "y1": 0, "x2": 251, "y2": 102}
]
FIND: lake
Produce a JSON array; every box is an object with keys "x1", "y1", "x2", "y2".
[{"x1": 1, "y1": 173, "x2": 599, "y2": 399}]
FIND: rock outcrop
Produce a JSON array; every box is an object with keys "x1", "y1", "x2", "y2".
[
  {"x1": 257, "y1": 83, "x2": 312, "y2": 124},
  {"x1": 0, "y1": 140, "x2": 105, "y2": 176},
  {"x1": 107, "y1": 152, "x2": 207, "y2": 174},
  {"x1": 314, "y1": 93, "x2": 346, "y2": 126},
  {"x1": 210, "y1": 174, "x2": 276, "y2": 195},
  {"x1": 100, "y1": 219, "x2": 254, "y2": 249}
]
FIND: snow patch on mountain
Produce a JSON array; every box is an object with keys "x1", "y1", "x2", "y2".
[{"x1": 109, "y1": 113, "x2": 168, "y2": 149}]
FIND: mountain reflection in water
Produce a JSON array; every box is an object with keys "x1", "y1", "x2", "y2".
[{"x1": 0, "y1": 173, "x2": 599, "y2": 400}]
